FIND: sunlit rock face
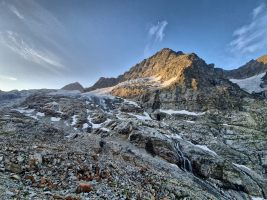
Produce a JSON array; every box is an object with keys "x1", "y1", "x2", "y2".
[{"x1": 86, "y1": 48, "x2": 249, "y2": 111}]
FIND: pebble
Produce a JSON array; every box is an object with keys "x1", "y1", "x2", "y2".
[
  {"x1": 10, "y1": 174, "x2": 21, "y2": 180},
  {"x1": 6, "y1": 190, "x2": 15, "y2": 197}
]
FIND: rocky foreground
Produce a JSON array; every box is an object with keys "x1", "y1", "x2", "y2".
[{"x1": 0, "y1": 89, "x2": 266, "y2": 200}]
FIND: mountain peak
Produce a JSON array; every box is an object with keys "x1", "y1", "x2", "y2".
[
  {"x1": 87, "y1": 48, "x2": 212, "y2": 94},
  {"x1": 158, "y1": 47, "x2": 175, "y2": 53},
  {"x1": 256, "y1": 54, "x2": 267, "y2": 64},
  {"x1": 85, "y1": 47, "x2": 247, "y2": 111}
]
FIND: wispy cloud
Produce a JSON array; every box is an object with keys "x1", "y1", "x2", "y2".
[
  {"x1": 148, "y1": 21, "x2": 168, "y2": 42},
  {"x1": 0, "y1": 75, "x2": 17, "y2": 81},
  {"x1": 229, "y1": 2, "x2": 267, "y2": 54},
  {"x1": 144, "y1": 20, "x2": 168, "y2": 57},
  {"x1": 9, "y1": 5, "x2": 24, "y2": 20},
  {"x1": 252, "y1": 2, "x2": 265, "y2": 19},
  {"x1": 0, "y1": 31, "x2": 65, "y2": 72},
  {"x1": 0, "y1": 0, "x2": 67, "y2": 74}
]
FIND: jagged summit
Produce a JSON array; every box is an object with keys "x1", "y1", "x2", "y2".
[
  {"x1": 155, "y1": 48, "x2": 183, "y2": 56},
  {"x1": 117, "y1": 48, "x2": 220, "y2": 93},
  {"x1": 85, "y1": 48, "x2": 192, "y2": 92}
]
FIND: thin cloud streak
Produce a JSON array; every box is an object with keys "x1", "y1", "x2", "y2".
[
  {"x1": 0, "y1": 0, "x2": 68, "y2": 75},
  {"x1": 229, "y1": 2, "x2": 267, "y2": 54},
  {"x1": 148, "y1": 21, "x2": 168, "y2": 42},
  {"x1": 252, "y1": 2, "x2": 265, "y2": 19},
  {"x1": 0, "y1": 75, "x2": 17, "y2": 81},
  {"x1": 144, "y1": 20, "x2": 168, "y2": 57},
  {"x1": 9, "y1": 5, "x2": 24, "y2": 20}
]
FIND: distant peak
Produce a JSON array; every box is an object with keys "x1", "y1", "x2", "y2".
[
  {"x1": 256, "y1": 54, "x2": 267, "y2": 64},
  {"x1": 187, "y1": 52, "x2": 200, "y2": 60},
  {"x1": 61, "y1": 82, "x2": 84, "y2": 92},
  {"x1": 176, "y1": 51, "x2": 184, "y2": 55}
]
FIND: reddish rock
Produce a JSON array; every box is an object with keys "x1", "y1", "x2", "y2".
[
  {"x1": 75, "y1": 183, "x2": 93, "y2": 193},
  {"x1": 64, "y1": 195, "x2": 81, "y2": 200},
  {"x1": 25, "y1": 175, "x2": 35, "y2": 183}
]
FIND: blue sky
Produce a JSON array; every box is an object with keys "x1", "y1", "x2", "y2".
[{"x1": 0, "y1": 0, "x2": 266, "y2": 91}]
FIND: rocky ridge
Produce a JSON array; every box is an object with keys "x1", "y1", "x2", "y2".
[{"x1": 224, "y1": 55, "x2": 267, "y2": 79}]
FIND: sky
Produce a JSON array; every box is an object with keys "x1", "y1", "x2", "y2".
[{"x1": 0, "y1": 0, "x2": 267, "y2": 91}]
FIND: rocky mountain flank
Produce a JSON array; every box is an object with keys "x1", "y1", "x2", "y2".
[
  {"x1": 86, "y1": 48, "x2": 249, "y2": 111},
  {"x1": 223, "y1": 55, "x2": 267, "y2": 95},
  {"x1": 85, "y1": 78, "x2": 120, "y2": 92},
  {"x1": 62, "y1": 82, "x2": 84, "y2": 92},
  {"x1": 0, "y1": 89, "x2": 266, "y2": 199}
]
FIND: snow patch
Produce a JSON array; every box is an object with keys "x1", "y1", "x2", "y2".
[
  {"x1": 233, "y1": 163, "x2": 252, "y2": 171},
  {"x1": 51, "y1": 117, "x2": 61, "y2": 122},
  {"x1": 12, "y1": 107, "x2": 41, "y2": 120},
  {"x1": 165, "y1": 134, "x2": 182, "y2": 140},
  {"x1": 185, "y1": 120, "x2": 195, "y2": 124},
  {"x1": 251, "y1": 197, "x2": 265, "y2": 200},
  {"x1": 160, "y1": 109, "x2": 205, "y2": 116},
  {"x1": 12, "y1": 107, "x2": 35, "y2": 114},
  {"x1": 87, "y1": 115, "x2": 106, "y2": 129},
  {"x1": 29, "y1": 115, "x2": 38, "y2": 120},
  {"x1": 91, "y1": 123, "x2": 101, "y2": 129},
  {"x1": 124, "y1": 99, "x2": 140, "y2": 108},
  {"x1": 129, "y1": 112, "x2": 152, "y2": 121},
  {"x1": 100, "y1": 127, "x2": 110, "y2": 132},
  {"x1": 88, "y1": 87, "x2": 115, "y2": 96},
  {"x1": 83, "y1": 123, "x2": 89, "y2": 129},
  {"x1": 83, "y1": 91, "x2": 115, "y2": 99},
  {"x1": 36, "y1": 112, "x2": 45, "y2": 117},
  {"x1": 195, "y1": 145, "x2": 217, "y2": 156},
  {"x1": 71, "y1": 115, "x2": 78, "y2": 126},
  {"x1": 230, "y1": 73, "x2": 266, "y2": 93}
]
